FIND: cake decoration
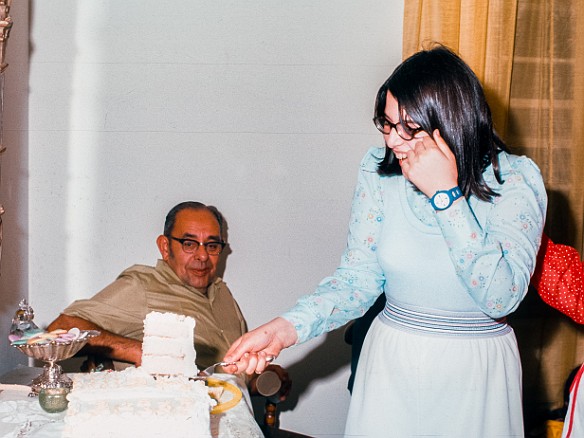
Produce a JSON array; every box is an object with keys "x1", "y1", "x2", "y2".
[
  {"x1": 141, "y1": 311, "x2": 198, "y2": 377},
  {"x1": 63, "y1": 311, "x2": 215, "y2": 437},
  {"x1": 63, "y1": 367, "x2": 214, "y2": 438}
]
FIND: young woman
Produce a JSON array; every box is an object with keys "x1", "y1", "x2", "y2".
[{"x1": 225, "y1": 46, "x2": 547, "y2": 437}]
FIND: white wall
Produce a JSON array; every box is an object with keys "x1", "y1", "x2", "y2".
[{"x1": 3, "y1": 1, "x2": 403, "y2": 436}]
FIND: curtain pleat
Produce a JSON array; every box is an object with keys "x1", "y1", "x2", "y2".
[{"x1": 402, "y1": 0, "x2": 584, "y2": 433}]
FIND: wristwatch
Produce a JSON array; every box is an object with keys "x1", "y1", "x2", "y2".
[{"x1": 430, "y1": 186, "x2": 463, "y2": 211}]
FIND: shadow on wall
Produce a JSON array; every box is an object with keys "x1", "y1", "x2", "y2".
[{"x1": 252, "y1": 328, "x2": 351, "y2": 424}]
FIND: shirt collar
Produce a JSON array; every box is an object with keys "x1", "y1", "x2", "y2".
[{"x1": 155, "y1": 259, "x2": 220, "y2": 300}]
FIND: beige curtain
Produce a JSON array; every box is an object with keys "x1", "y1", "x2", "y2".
[
  {"x1": 403, "y1": 0, "x2": 518, "y2": 136},
  {"x1": 403, "y1": 0, "x2": 584, "y2": 433}
]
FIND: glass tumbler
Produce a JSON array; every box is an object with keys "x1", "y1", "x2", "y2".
[
  {"x1": 38, "y1": 386, "x2": 70, "y2": 413},
  {"x1": 255, "y1": 370, "x2": 283, "y2": 403}
]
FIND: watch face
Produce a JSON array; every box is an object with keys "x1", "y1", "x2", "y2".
[{"x1": 433, "y1": 192, "x2": 450, "y2": 209}]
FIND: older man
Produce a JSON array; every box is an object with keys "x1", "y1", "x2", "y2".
[{"x1": 48, "y1": 201, "x2": 249, "y2": 371}]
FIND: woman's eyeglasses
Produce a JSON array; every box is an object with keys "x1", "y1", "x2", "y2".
[{"x1": 372, "y1": 116, "x2": 423, "y2": 141}]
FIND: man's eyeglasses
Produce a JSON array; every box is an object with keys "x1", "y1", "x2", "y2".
[
  {"x1": 372, "y1": 116, "x2": 423, "y2": 141},
  {"x1": 167, "y1": 236, "x2": 226, "y2": 255}
]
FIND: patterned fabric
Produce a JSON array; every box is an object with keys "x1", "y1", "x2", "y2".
[
  {"x1": 532, "y1": 234, "x2": 584, "y2": 324},
  {"x1": 528, "y1": 235, "x2": 584, "y2": 438},
  {"x1": 281, "y1": 146, "x2": 546, "y2": 437},
  {"x1": 282, "y1": 146, "x2": 547, "y2": 344}
]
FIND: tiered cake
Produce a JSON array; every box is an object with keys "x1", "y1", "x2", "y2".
[
  {"x1": 63, "y1": 311, "x2": 212, "y2": 438},
  {"x1": 141, "y1": 311, "x2": 198, "y2": 377}
]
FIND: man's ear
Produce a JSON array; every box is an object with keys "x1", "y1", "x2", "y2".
[{"x1": 156, "y1": 235, "x2": 170, "y2": 261}]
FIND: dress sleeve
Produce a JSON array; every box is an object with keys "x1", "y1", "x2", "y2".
[
  {"x1": 282, "y1": 148, "x2": 387, "y2": 344},
  {"x1": 531, "y1": 234, "x2": 584, "y2": 324},
  {"x1": 434, "y1": 155, "x2": 547, "y2": 318}
]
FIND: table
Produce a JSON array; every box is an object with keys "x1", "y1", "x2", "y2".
[{"x1": 0, "y1": 366, "x2": 263, "y2": 438}]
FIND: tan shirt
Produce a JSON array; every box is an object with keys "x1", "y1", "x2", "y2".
[{"x1": 63, "y1": 260, "x2": 247, "y2": 369}]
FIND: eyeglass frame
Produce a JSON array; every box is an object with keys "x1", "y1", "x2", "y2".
[
  {"x1": 372, "y1": 116, "x2": 424, "y2": 141},
  {"x1": 167, "y1": 236, "x2": 226, "y2": 255}
]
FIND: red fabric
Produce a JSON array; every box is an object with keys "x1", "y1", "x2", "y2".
[{"x1": 531, "y1": 234, "x2": 584, "y2": 324}]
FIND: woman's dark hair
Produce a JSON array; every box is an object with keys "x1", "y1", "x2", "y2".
[
  {"x1": 164, "y1": 201, "x2": 225, "y2": 239},
  {"x1": 374, "y1": 45, "x2": 509, "y2": 201}
]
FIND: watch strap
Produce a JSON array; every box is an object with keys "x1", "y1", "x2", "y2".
[{"x1": 430, "y1": 186, "x2": 463, "y2": 211}]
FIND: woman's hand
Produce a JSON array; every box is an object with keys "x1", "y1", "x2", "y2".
[
  {"x1": 400, "y1": 129, "x2": 459, "y2": 198},
  {"x1": 223, "y1": 317, "x2": 298, "y2": 375}
]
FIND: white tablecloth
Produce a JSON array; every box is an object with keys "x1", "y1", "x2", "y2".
[
  {"x1": 0, "y1": 383, "x2": 65, "y2": 438},
  {"x1": 209, "y1": 373, "x2": 264, "y2": 438},
  {"x1": 0, "y1": 367, "x2": 263, "y2": 438}
]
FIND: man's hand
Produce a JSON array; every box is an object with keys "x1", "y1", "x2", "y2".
[{"x1": 47, "y1": 314, "x2": 142, "y2": 365}]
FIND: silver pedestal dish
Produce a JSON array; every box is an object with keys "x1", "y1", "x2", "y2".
[{"x1": 12, "y1": 330, "x2": 100, "y2": 395}]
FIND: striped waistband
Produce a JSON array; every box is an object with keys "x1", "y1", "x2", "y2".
[{"x1": 379, "y1": 299, "x2": 510, "y2": 337}]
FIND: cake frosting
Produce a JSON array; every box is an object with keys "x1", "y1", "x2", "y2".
[
  {"x1": 141, "y1": 311, "x2": 198, "y2": 377},
  {"x1": 63, "y1": 367, "x2": 214, "y2": 438},
  {"x1": 63, "y1": 312, "x2": 211, "y2": 437}
]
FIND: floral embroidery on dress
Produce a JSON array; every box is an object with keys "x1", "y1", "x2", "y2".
[
  {"x1": 404, "y1": 180, "x2": 437, "y2": 227},
  {"x1": 486, "y1": 297, "x2": 505, "y2": 311},
  {"x1": 282, "y1": 148, "x2": 547, "y2": 342}
]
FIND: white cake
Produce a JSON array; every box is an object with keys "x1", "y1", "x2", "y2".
[
  {"x1": 63, "y1": 367, "x2": 214, "y2": 438},
  {"x1": 63, "y1": 312, "x2": 210, "y2": 437},
  {"x1": 141, "y1": 311, "x2": 198, "y2": 377}
]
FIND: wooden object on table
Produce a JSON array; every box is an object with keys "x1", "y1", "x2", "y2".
[{"x1": 264, "y1": 401, "x2": 277, "y2": 428}]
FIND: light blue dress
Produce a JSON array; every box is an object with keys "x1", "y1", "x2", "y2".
[{"x1": 282, "y1": 147, "x2": 547, "y2": 437}]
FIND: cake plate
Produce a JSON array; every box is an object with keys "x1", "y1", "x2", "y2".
[{"x1": 12, "y1": 330, "x2": 100, "y2": 395}]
